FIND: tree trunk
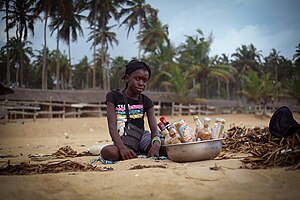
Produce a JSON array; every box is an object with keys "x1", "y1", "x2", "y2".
[
  {"x1": 226, "y1": 79, "x2": 230, "y2": 100},
  {"x1": 93, "y1": 30, "x2": 96, "y2": 88},
  {"x1": 102, "y1": 48, "x2": 107, "y2": 90},
  {"x1": 92, "y1": 5, "x2": 97, "y2": 88},
  {"x1": 5, "y1": 0, "x2": 10, "y2": 85},
  {"x1": 42, "y1": 14, "x2": 48, "y2": 90},
  {"x1": 138, "y1": 17, "x2": 142, "y2": 59},
  {"x1": 86, "y1": 70, "x2": 89, "y2": 89},
  {"x1": 217, "y1": 78, "x2": 220, "y2": 98},
  {"x1": 20, "y1": 44, "x2": 24, "y2": 87},
  {"x1": 56, "y1": 29, "x2": 60, "y2": 90},
  {"x1": 68, "y1": 41, "x2": 72, "y2": 89}
]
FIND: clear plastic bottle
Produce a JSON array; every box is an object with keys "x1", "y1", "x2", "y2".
[{"x1": 193, "y1": 116, "x2": 203, "y2": 135}]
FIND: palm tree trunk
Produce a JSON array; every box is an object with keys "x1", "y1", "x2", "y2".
[
  {"x1": 5, "y1": 0, "x2": 10, "y2": 85},
  {"x1": 138, "y1": 17, "x2": 143, "y2": 59},
  {"x1": 226, "y1": 80, "x2": 230, "y2": 100},
  {"x1": 20, "y1": 46, "x2": 24, "y2": 87},
  {"x1": 93, "y1": 6, "x2": 97, "y2": 88},
  {"x1": 86, "y1": 71, "x2": 89, "y2": 89},
  {"x1": 68, "y1": 41, "x2": 72, "y2": 89},
  {"x1": 56, "y1": 30, "x2": 60, "y2": 90},
  {"x1": 93, "y1": 27, "x2": 96, "y2": 88},
  {"x1": 102, "y1": 48, "x2": 107, "y2": 90},
  {"x1": 42, "y1": 15, "x2": 48, "y2": 90},
  {"x1": 217, "y1": 78, "x2": 220, "y2": 98}
]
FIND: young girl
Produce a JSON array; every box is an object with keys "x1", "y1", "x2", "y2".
[{"x1": 101, "y1": 60, "x2": 164, "y2": 161}]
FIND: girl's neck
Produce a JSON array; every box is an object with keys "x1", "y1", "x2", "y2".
[{"x1": 122, "y1": 88, "x2": 140, "y2": 100}]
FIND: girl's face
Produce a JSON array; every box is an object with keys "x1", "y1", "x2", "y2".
[{"x1": 126, "y1": 69, "x2": 149, "y2": 94}]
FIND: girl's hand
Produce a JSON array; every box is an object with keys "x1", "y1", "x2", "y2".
[
  {"x1": 119, "y1": 147, "x2": 137, "y2": 160},
  {"x1": 147, "y1": 142, "x2": 160, "y2": 158}
]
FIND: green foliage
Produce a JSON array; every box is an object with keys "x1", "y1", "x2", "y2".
[{"x1": 287, "y1": 69, "x2": 300, "y2": 103}]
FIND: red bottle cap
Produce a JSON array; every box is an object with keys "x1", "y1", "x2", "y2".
[{"x1": 159, "y1": 116, "x2": 167, "y2": 125}]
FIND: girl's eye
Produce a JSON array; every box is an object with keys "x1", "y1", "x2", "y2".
[{"x1": 134, "y1": 77, "x2": 140, "y2": 81}]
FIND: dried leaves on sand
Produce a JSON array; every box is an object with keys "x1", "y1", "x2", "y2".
[
  {"x1": 223, "y1": 125, "x2": 300, "y2": 169},
  {"x1": 0, "y1": 160, "x2": 113, "y2": 175}
]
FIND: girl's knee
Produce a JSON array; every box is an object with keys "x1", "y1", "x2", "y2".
[{"x1": 101, "y1": 145, "x2": 119, "y2": 161}]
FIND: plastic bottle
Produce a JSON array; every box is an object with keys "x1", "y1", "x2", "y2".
[
  {"x1": 193, "y1": 116, "x2": 203, "y2": 135},
  {"x1": 196, "y1": 117, "x2": 212, "y2": 140},
  {"x1": 160, "y1": 116, "x2": 184, "y2": 143},
  {"x1": 158, "y1": 122, "x2": 172, "y2": 144},
  {"x1": 176, "y1": 119, "x2": 195, "y2": 142}
]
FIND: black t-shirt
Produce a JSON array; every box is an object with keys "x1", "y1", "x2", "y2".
[{"x1": 106, "y1": 89, "x2": 154, "y2": 135}]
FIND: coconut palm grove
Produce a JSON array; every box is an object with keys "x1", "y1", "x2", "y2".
[{"x1": 0, "y1": 0, "x2": 300, "y2": 108}]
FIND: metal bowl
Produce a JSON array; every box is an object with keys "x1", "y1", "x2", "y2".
[{"x1": 162, "y1": 139, "x2": 223, "y2": 162}]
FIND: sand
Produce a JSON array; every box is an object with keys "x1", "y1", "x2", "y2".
[{"x1": 0, "y1": 114, "x2": 300, "y2": 200}]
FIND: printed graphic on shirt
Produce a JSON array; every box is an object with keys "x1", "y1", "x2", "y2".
[{"x1": 115, "y1": 103, "x2": 143, "y2": 135}]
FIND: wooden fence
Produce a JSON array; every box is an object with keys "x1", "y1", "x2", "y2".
[
  {"x1": 0, "y1": 100, "x2": 234, "y2": 123},
  {"x1": 1, "y1": 99, "x2": 299, "y2": 124}
]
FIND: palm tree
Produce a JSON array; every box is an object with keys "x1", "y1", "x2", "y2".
[
  {"x1": 85, "y1": 0, "x2": 121, "y2": 89},
  {"x1": 287, "y1": 70, "x2": 300, "y2": 104},
  {"x1": 6, "y1": 0, "x2": 38, "y2": 87},
  {"x1": 3, "y1": 37, "x2": 33, "y2": 87},
  {"x1": 241, "y1": 70, "x2": 277, "y2": 114},
  {"x1": 58, "y1": 0, "x2": 85, "y2": 89},
  {"x1": 109, "y1": 56, "x2": 128, "y2": 89},
  {"x1": 231, "y1": 44, "x2": 262, "y2": 101},
  {"x1": 138, "y1": 15, "x2": 169, "y2": 54},
  {"x1": 87, "y1": 24, "x2": 119, "y2": 90},
  {"x1": 119, "y1": 0, "x2": 157, "y2": 58},
  {"x1": 34, "y1": 0, "x2": 65, "y2": 90},
  {"x1": 144, "y1": 43, "x2": 176, "y2": 91},
  {"x1": 208, "y1": 55, "x2": 237, "y2": 99},
  {"x1": 0, "y1": 0, "x2": 11, "y2": 84},
  {"x1": 293, "y1": 43, "x2": 300, "y2": 68},
  {"x1": 177, "y1": 29, "x2": 213, "y2": 97},
  {"x1": 161, "y1": 64, "x2": 191, "y2": 104},
  {"x1": 73, "y1": 56, "x2": 91, "y2": 89}
]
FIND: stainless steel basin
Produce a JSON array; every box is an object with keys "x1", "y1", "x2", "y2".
[{"x1": 162, "y1": 139, "x2": 223, "y2": 162}]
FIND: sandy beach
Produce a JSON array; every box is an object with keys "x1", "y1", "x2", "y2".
[{"x1": 0, "y1": 114, "x2": 300, "y2": 200}]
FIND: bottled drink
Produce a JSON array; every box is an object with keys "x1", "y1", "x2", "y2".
[
  {"x1": 211, "y1": 120, "x2": 219, "y2": 139},
  {"x1": 157, "y1": 122, "x2": 169, "y2": 137},
  {"x1": 176, "y1": 119, "x2": 195, "y2": 142},
  {"x1": 216, "y1": 118, "x2": 226, "y2": 138},
  {"x1": 196, "y1": 117, "x2": 212, "y2": 140},
  {"x1": 160, "y1": 116, "x2": 184, "y2": 143},
  {"x1": 158, "y1": 122, "x2": 172, "y2": 144},
  {"x1": 193, "y1": 116, "x2": 203, "y2": 135}
]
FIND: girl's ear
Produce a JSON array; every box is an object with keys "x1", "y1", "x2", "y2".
[{"x1": 124, "y1": 74, "x2": 130, "y2": 80}]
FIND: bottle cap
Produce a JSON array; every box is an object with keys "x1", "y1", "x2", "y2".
[
  {"x1": 204, "y1": 117, "x2": 211, "y2": 125},
  {"x1": 193, "y1": 116, "x2": 199, "y2": 120},
  {"x1": 159, "y1": 116, "x2": 167, "y2": 125}
]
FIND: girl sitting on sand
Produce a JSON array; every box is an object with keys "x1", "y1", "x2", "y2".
[{"x1": 101, "y1": 60, "x2": 165, "y2": 161}]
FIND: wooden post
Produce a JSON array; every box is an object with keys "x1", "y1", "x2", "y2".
[
  {"x1": 63, "y1": 101, "x2": 66, "y2": 119},
  {"x1": 179, "y1": 103, "x2": 183, "y2": 116},
  {"x1": 49, "y1": 96, "x2": 52, "y2": 119},
  {"x1": 171, "y1": 102, "x2": 174, "y2": 116},
  {"x1": 99, "y1": 102, "x2": 102, "y2": 117}
]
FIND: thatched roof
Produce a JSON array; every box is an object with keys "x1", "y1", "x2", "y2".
[
  {"x1": 0, "y1": 88, "x2": 242, "y2": 107},
  {"x1": 0, "y1": 88, "x2": 177, "y2": 104},
  {"x1": 0, "y1": 89, "x2": 106, "y2": 103}
]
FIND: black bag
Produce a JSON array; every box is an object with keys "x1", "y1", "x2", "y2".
[
  {"x1": 120, "y1": 92, "x2": 144, "y2": 152},
  {"x1": 269, "y1": 106, "x2": 300, "y2": 138},
  {"x1": 122, "y1": 123, "x2": 144, "y2": 152}
]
